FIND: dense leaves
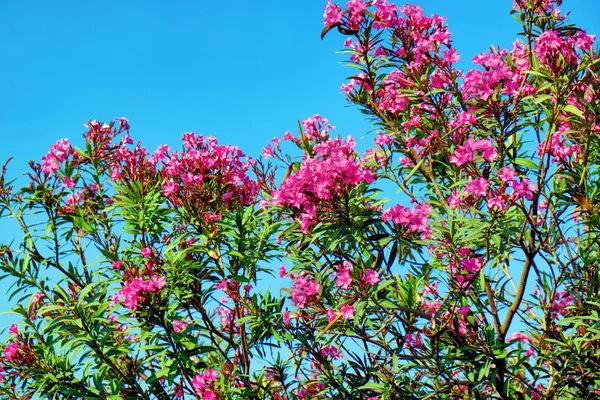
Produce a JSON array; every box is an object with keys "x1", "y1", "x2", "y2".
[{"x1": 0, "y1": 0, "x2": 599, "y2": 399}]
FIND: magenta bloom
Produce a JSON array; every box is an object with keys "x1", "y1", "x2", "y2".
[
  {"x1": 4, "y1": 343, "x2": 21, "y2": 362},
  {"x1": 291, "y1": 276, "x2": 320, "y2": 309},
  {"x1": 191, "y1": 369, "x2": 219, "y2": 398},
  {"x1": 321, "y1": 345, "x2": 343, "y2": 360},
  {"x1": 140, "y1": 247, "x2": 152, "y2": 258},
  {"x1": 172, "y1": 320, "x2": 188, "y2": 334},
  {"x1": 361, "y1": 269, "x2": 380, "y2": 286},
  {"x1": 324, "y1": 0, "x2": 343, "y2": 26},
  {"x1": 335, "y1": 261, "x2": 353, "y2": 290},
  {"x1": 8, "y1": 324, "x2": 18, "y2": 336},
  {"x1": 340, "y1": 304, "x2": 355, "y2": 320},
  {"x1": 512, "y1": 177, "x2": 535, "y2": 200},
  {"x1": 278, "y1": 264, "x2": 287, "y2": 278},
  {"x1": 273, "y1": 132, "x2": 373, "y2": 234}
]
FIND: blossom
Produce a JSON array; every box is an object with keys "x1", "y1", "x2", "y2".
[
  {"x1": 9, "y1": 324, "x2": 18, "y2": 336},
  {"x1": 507, "y1": 331, "x2": 531, "y2": 344},
  {"x1": 382, "y1": 202, "x2": 432, "y2": 237},
  {"x1": 191, "y1": 369, "x2": 219, "y2": 398},
  {"x1": 335, "y1": 261, "x2": 353, "y2": 290},
  {"x1": 321, "y1": 345, "x2": 343, "y2": 360},
  {"x1": 141, "y1": 247, "x2": 152, "y2": 258},
  {"x1": 291, "y1": 276, "x2": 320, "y2": 309},
  {"x1": 374, "y1": 132, "x2": 393, "y2": 147},
  {"x1": 41, "y1": 138, "x2": 74, "y2": 175},
  {"x1": 326, "y1": 308, "x2": 338, "y2": 323},
  {"x1": 551, "y1": 291, "x2": 573, "y2": 318},
  {"x1": 324, "y1": 0, "x2": 343, "y2": 26},
  {"x1": 340, "y1": 304, "x2": 355, "y2": 320},
  {"x1": 449, "y1": 138, "x2": 498, "y2": 167},
  {"x1": 279, "y1": 264, "x2": 287, "y2": 278},
  {"x1": 4, "y1": 343, "x2": 21, "y2": 362},
  {"x1": 172, "y1": 320, "x2": 189, "y2": 333},
  {"x1": 497, "y1": 166, "x2": 516, "y2": 183},
  {"x1": 507, "y1": 331, "x2": 535, "y2": 356},
  {"x1": 360, "y1": 269, "x2": 380, "y2": 286},
  {"x1": 465, "y1": 177, "x2": 490, "y2": 198},
  {"x1": 273, "y1": 133, "x2": 373, "y2": 233},
  {"x1": 512, "y1": 177, "x2": 535, "y2": 200}
]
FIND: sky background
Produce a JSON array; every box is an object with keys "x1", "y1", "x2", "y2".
[
  {"x1": 1, "y1": 0, "x2": 598, "y2": 174},
  {"x1": 0, "y1": 1, "x2": 598, "y2": 328}
]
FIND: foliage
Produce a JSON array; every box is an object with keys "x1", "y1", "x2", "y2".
[{"x1": 0, "y1": 0, "x2": 599, "y2": 399}]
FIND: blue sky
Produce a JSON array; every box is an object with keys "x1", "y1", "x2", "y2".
[{"x1": 1, "y1": 0, "x2": 598, "y2": 174}]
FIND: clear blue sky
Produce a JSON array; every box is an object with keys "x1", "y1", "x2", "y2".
[
  {"x1": 0, "y1": 1, "x2": 597, "y2": 327},
  {"x1": 1, "y1": 0, "x2": 598, "y2": 173}
]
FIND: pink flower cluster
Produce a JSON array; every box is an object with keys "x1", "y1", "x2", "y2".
[
  {"x1": 507, "y1": 331, "x2": 535, "y2": 357},
  {"x1": 115, "y1": 275, "x2": 166, "y2": 310},
  {"x1": 449, "y1": 166, "x2": 535, "y2": 212},
  {"x1": 274, "y1": 128, "x2": 374, "y2": 233},
  {"x1": 334, "y1": 261, "x2": 380, "y2": 290},
  {"x1": 320, "y1": 345, "x2": 343, "y2": 360},
  {"x1": 452, "y1": 255, "x2": 483, "y2": 289},
  {"x1": 538, "y1": 123, "x2": 582, "y2": 163},
  {"x1": 534, "y1": 30, "x2": 579, "y2": 72},
  {"x1": 41, "y1": 138, "x2": 75, "y2": 175},
  {"x1": 191, "y1": 369, "x2": 219, "y2": 399},
  {"x1": 172, "y1": 319, "x2": 189, "y2": 334},
  {"x1": 462, "y1": 41, "x2": 536, "y2": 102},
  {"x1": 291, "y1": 275, "x2": 321, "y2": 309},
  {"x1": 4, "y1": 342, "x2": 22, "y2": 362},
  {"x1": 381, "y1": 202, "x2": 432, "y2": 238},
  {"x1": 550, "y1": 290, "x2": 573, "y2": 319},
  {"x1": 513, "y1": 0, "x2": 562, "y2": 15},
  {"x1": 159, "y1": 133, "x2": 258, "y2": 225},
  {"x1": 448, "y1": 138, "x2": 498, "y2": 167}
]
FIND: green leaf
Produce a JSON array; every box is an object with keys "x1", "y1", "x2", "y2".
[{"x1": 513, "y1": 157, "x2": 538, "y2": 169}]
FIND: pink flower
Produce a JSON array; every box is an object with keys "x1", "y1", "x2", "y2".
[
  {"x1": 115, "y1": 117, "x2": 130, "y2": 131},
  {"x1": 507, "y1": 332, "x2": 531, "y2": 344},
  {"x1": 262, "y1": 144, "x2": 274, "y2": 158},
  {"x1": 191, "y1": 369, "x2": 219, "y2": 397},
  {"x1": 497, "y1": 166, "x2": 516, "y2": 183},
  {"x1": 4, "y1": 343, "x2": 21, "y2": 362},
  {"x1": 335, "y1": 261, "x2": 353, "y2": 290},
  {"x1": 324, "y1": 0, "x2": 343, "y2": 26},
  {"x1": 326, "y1": 308, "x2": 338, "y2": 323},
  {"x1": 448, "y1": 191, "x2": 461, "y2": 209},
  {"x1": 361, "y1": 269, "x2": 380, "y2": 286},
  {"x1": 340, "y1": 304, "x2": 355, "y2": 320},
  {"x1": 551, "y1": 291, "x2": 573, "y2": 318},
  {"x1": 172, "y1": 320, "x2": 189, "y2": 334},
  {"x1": 272, "y1": 133, "x2": 373, "y2": 234},
  {"x1": 283, "y1": 309, "x2": 291, "y2": 325},
  {"x1": 405, "y1": 332, "x2": 423, "y2": 348},
  {"x1": 279, "y1": 264, "x2": 287, "y2": 278},
  {"x1": 9, "y1": 324, "x2": 18, "y2": 336},
  {"x1": 381, "y1": 202, "x2": 431, "y2": 238},
  {"x1": 141, "y1": 247, "x2": 152, "y2": 258},
  {"x1": 291, "y1": 276, "x2": 321, "y2": 309},
  {"x1": 321, "y1": 345, "x2": 343, "y2": 360},
  {"x1": 374, "y1": 132, "x2": 393, "y2": 147},
  {"x1": 487, "y1": 196, "x2": 507, "y2": 211},
  {"x1": 465, "y1": 177, "x2": 490, "y2": 198},
  {"x1": 512, "y1": 177, "x2": 535, "y2": 200},
  {"x1": 174, "y1": 384, "x2": 184, "y2": 398}
]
